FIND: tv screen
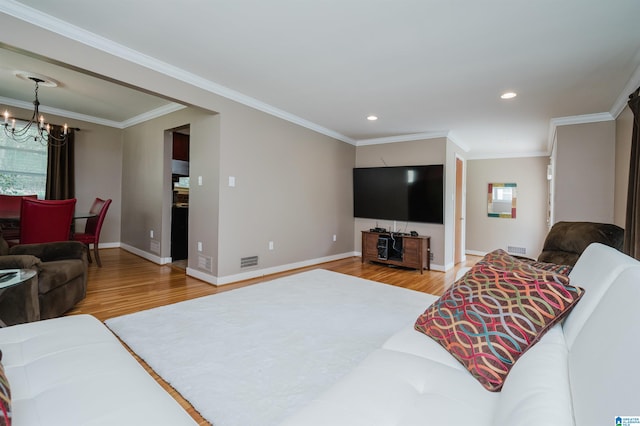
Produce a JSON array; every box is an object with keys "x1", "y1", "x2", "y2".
[{"x1": 353, "y1": 165, "x2": 444, "y2": 224}]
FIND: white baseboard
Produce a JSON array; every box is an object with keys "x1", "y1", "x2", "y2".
[
  {"x1": 466, "y1": 249, "x2": 487, "y2": 257},
  {"x1": 120, "y1": 243, "x2": 172, "y2": 265},
  {"x1": 189, "y1": 251, "x2": 359, "y2": 286}
]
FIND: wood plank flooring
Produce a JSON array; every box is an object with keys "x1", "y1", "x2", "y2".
[{"x1": 67, "y1": 248, "x2": 480, "y2": 425}]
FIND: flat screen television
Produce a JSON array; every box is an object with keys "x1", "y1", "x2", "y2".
[{"x1": 353, "y1": 165, "x2": 444, "y2": 224}]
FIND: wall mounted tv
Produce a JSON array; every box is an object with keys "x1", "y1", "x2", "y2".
[{"x1": 353, "y1": 165, "x2": 444, "y2": 224}]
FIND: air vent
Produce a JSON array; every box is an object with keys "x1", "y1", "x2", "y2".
[
  {"x1": 507, "y1": 246, "x2": 527, "y2": 255},
  {"x1": 198, "y1": 255, "x2": 213, "y2": 272},
  {"x1": 241, "y1": 256, "x2": 259, "y2": 268},
  {"x1": 150, "y1": 240, "x2": 160, "y2": 254}
]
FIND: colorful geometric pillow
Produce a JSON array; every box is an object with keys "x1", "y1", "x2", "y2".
[
  {"x1": 415, "y1": 249, "x2": 584, "y2": 391},
  {"x1": 0, "y1": 351, "x2": 10, "y2": 426}
]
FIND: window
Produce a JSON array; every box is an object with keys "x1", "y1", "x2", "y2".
[{"x1": 0, "y1": 121, "x2": 48, "y2": 198}]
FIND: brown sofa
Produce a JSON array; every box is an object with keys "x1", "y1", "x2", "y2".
[
  {"x1": 537, "y1": 221, "x2": 624, "y2": 267},
  {"x1": 0, "y1": 234, "x2": 88, "y2": 324}
]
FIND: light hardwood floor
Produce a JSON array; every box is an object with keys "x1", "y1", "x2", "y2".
[{"x1": 67, "y1": 248, "x2": 480, "y2": 425}]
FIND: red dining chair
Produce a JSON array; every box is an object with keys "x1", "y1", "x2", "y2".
[
  {"x1": 19, "y1": 198, "x2": 77, "y2": 244},
  {"x1": 0, "y1": 194, "x2": 38, "y2": 240},
  {"x1": 73, "y1": 198, "x2": 112, "y2": 267}
]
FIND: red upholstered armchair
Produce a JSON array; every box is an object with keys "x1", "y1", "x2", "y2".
[
  {"x1": 20, "y1": 198, "x2": 77, "y2": 244},
  {"x1": 73, "y1": 198, "x2": 112, "y2": 267}
]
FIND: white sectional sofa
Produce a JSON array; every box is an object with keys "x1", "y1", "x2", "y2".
[
  {"x1": 283, "y1": 243, "x2": 640, "y2": 426},
  {"x1": 0, "y1": 314, "x2": 197, "y2": 426},
  {"x1": 0, "y1": 242, "x2": 638, "y2": 426}
]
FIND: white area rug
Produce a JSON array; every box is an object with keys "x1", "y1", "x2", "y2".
[{"x1": 105, "y1": 269, "x2": 435, "y2": 426}]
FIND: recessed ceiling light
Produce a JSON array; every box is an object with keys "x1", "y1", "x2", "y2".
[
  {"x1": 500, "y1": 92, "x2": 517, "y2": 100},
  {"x1": 367, "y1": 115, "x2": 378, "y2": 121}
]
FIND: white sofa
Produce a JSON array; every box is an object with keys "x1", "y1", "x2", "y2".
[
  {"x1": 0, "y1": 314, "x2": 197, "y2": 426},
  {"x1": 283, "y1": 243, "x2": 640, "y2": 426},
  {"x1": 1, "y1": 242, "x2": 638, "y2": 426}
]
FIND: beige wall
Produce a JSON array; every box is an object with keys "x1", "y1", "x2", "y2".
[
  {"x1": 5, "y1": 106, "x2": 123, "y2": 245},
  {"x1": 354, "y1": 138, "x2": 448, "y2": 268},
  {"x1": 216, "y1": 101, "x2": 355, "y2": 280},
  {"x1": 465, "y1": 157, "x2": 549, "y2": 258},
  {"x1": 615, "y1": 106, "x2": 633, "y2": 227},
  {"x1": 120, "y1": 108, "x2": 219, "y2": 267},
  {"x1": 554, "y1": 121, "x2": 616, "y2": 223}
]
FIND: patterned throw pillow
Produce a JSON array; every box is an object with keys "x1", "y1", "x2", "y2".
[
  {"x1": 0, "y1": 351, "x2": 10, "y2": 426},
  {"x1": 415, "y1": 249, "x2": 584, "y2": 391}
]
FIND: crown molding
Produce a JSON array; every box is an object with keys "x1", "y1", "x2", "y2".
[
  {"x1": 5, "y1": 0, "x2": 635, "y2": 156},
  {"x1": 550, "y1": 112, "x2": 615, "y2": 127},
  {"x1": 610, "y1": 55, "x2": 640, "y2": 118},
  {"x1": 546, "y1": 112, "x2": 615, "y2": 153},
  {"x1": 356, "y1": 131, "x2": 450, "y2": 146},
  {"x1": 0, "y1": 94, "x2": 187, "y2": 129},
  {"x1": 120, "y1": 103, "x2": 187, "y2": 128},
  {"x1": 465, "y1": 150, "x2": 550, "y2": 160},
  {"x1": 0, "y1": 95, "x2": 121, "y2": 127},
  {"x1": 0, "y1": 0, "x2": 354, "y2": 144}
]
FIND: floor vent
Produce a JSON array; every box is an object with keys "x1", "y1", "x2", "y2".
[
  {"x1": 507, "y1": 246, "x2": 527, "y2": 255},
  {"x1": 198, "y1": 255, "x2": 213, "y2": 272},
  {"x1": 241, "y1": 256, "x2": 259, "y2": 268}
]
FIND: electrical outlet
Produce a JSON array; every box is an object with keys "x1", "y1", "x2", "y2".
[
  {"x1": 332, "y1": 234, "x2": 337, "y2": 242},
  {"x1": 268, "y1": 241, "x2": 274, "y2": 250},
  {"x1": 150, "y1": 230, "x2": 154, "y2": 239},
  {"x1": 197, "y1": 241, "x2": 203, "y2": 252}
]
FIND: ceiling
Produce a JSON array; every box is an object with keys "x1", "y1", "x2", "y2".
[{"x1": 1, "y1": 0, "x2": 640, "y2": 158}]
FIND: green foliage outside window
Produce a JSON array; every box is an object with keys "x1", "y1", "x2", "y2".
[{"x1": 0, "y1": 122, "x2": 48, "y2": 198}]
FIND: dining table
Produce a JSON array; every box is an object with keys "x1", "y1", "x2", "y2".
[{"x1": 0, "y1": 211, "x2": 97, "y2": 240}]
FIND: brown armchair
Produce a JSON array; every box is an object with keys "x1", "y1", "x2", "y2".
[
  {"x1": 537, "y1": 221, "x2": 624, "y2": 267},
  {"x1": 0, "y1": 234, "x2": 88, "y2": 323}
]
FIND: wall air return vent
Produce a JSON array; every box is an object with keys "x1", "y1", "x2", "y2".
[
  {"x1": 241, "y1": 256, "x2": 259, "y2": 268},
  {"x1": 198, "y1": 255, "x2": 213, "y2": 272}
]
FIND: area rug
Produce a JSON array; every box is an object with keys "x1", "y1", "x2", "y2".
[{"x1": 105, "y1": 269, "x2": 435, "y2": 426}]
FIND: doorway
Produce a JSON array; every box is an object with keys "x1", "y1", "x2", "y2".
[{"x1": 170, "y1": 127, "x2": 190, "y2": 268}]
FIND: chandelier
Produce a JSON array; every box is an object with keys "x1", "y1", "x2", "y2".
[{"x1": 2, "y1": 74, "x2": 69, "y2": 146}]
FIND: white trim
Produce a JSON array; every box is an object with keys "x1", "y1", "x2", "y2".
[
  {"x1": 466, "y1": 249, "x2": 487, "y2": 257},
  {"x1": 188, "y1": 251, "x2": 357, "y2": 286},
  {"x1": 90, "y1": 242, "x2": 120, "y2": 249},
  {"x1": 610, "y1": 59, "x2": 640, "y2": 118},
  {"x1": 445, "y1": 131, "x2": 471, "y2": 152},
  {"x1": 466, "y1": 150, "x2": 550, "y2": 160},
  {"x1": 4, "y1": 0, "x2": 636, "y2": 157},
  {"x1": 356, "y1": 131, "x2": 450, "y2": 146},
  {"x1": 0, "y1": 0, "x2": 355, "y2": 144},
  {"x1": 550, "y1": 112, "x2": 614, "y2": 127},
  {"x1": 120, "y1": 243, "x2": 172, "y2": 265},
  {"x1": 545, "y1": 111, "x2": 615, "y2": 155},
  {"x1": 120, "y1": 103, "x2": 187, "y2": 128},
  {"x1": 185, "y1": 267, "x2": 217, "y2": 286},
  {"x1": 0, "y1": 95, "x2": 116, "y2": 128},
  {"x1": 0, "y1": 95, "x2": 185, "y2": 129}
]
